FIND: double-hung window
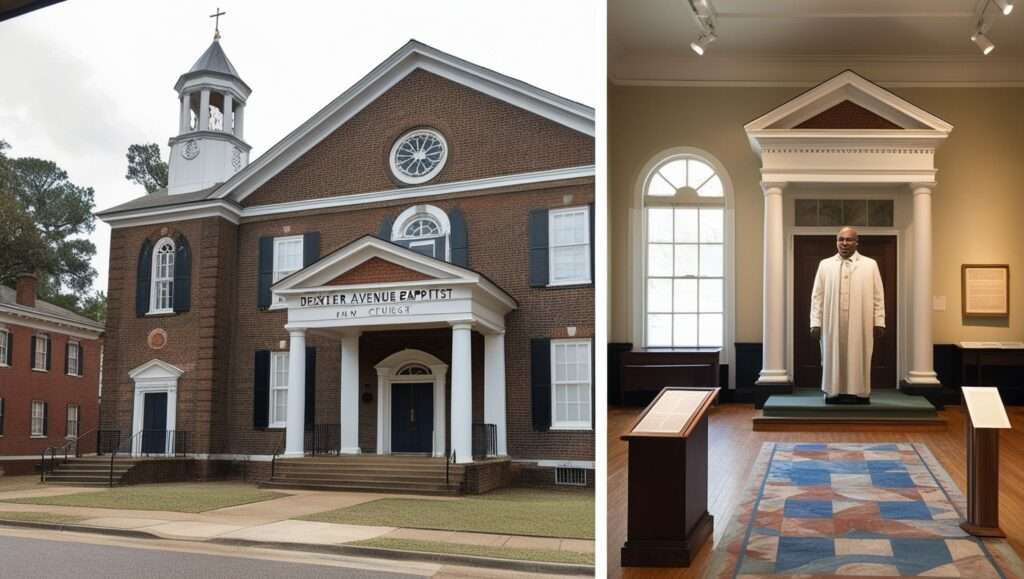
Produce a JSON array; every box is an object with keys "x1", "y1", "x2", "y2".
[
  {"x1": 0, "y1": 328, "x2": 9, "y2": 367},
  {"x1": 31, "y1": 400, "x2": 46, "y2": 437},
  {"x1": 550, "y1": 339, "x2": 592, "y2": 430},
  {"x1": 151, "y1": 238, "x2": 175, "y2": 313},
  {"x1": 273, "y1": 236, "x2": 304, "y2": 283},
  {"x1": 549, "y1": 206, "x2": 591, "y2": 285},
  {"x1": 66, "y1": 404, "x2": 80, "y2": 437},
  {"x1": 269, "y1": 352, "x2": 289, "y2": 427},
  {"x1": 33, "y1": 334, "x2": 48, "y2": 371},
  {"x1": 644, "y1": 155, "x2": 727, "y2": 348},
  {"x1": 67, "y1": 341, "x2": 81, "y2": 376}
]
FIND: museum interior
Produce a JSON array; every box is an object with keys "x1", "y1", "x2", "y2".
[{"x1": 607, "y1": 1, "x2": 1024, "y2": 577}]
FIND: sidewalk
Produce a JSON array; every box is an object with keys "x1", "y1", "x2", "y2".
[{"x1": 0, "y1": 479, "x2": 593, "y2": 573}]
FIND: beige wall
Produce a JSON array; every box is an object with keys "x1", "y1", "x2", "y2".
[{"x1": 609, "y1": 83, "x2": 1024, "y2": 346}]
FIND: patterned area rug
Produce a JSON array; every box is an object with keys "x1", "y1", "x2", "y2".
[{"x1": 706, "y1": 443, "x2": 1024, "y2": 578}]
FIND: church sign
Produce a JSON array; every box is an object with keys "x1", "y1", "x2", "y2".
[{"x1": 299, "y1": 288, "x2": 454, "y2": 308}]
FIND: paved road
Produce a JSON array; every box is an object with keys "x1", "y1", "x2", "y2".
[{"x1": 0, "y1": 530, "x2": 432, "y2": 579}]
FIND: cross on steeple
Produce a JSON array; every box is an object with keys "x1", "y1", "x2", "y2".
[{"x1": 210, "y1": 7, "x2": 226, "y2": 40}]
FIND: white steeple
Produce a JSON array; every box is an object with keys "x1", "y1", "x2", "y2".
[{"x1": 167, "y1": 34, "x2": 252, "y2": 195}]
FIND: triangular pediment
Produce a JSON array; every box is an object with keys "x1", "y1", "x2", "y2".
[
  {"x1": 325, "y1": 257, "x2": 434, "y2": 287},
  {"x1": 745, "y1": 70, "x2": 952, "y2": 133},
  {"x1": 129, "y1": 359, "x2": 184, "y2": 380}
]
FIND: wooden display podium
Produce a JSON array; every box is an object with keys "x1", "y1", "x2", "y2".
[
  {"x1": 621, "y1": 387, "x2": 719, "y2": 567},
  {"x1": 960, "y1": 387, "x2": 1012, "y2": 538}
]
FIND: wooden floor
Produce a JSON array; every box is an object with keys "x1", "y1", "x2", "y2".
[{"x1": 607, "y1": 403, "x2": 1024, "y2": 578}]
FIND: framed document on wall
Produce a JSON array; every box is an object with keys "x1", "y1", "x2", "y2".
[{"x1": 962, "y1": 264, "x2": 1009, "y2": 317}]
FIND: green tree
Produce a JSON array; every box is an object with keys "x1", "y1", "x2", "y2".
[
  {"x1": 80, "y1": 291, "x2": 106, "y2": 322},
  {"x1": 0, "y1": 190, "x2": 49, "y2": 283},
  {"x1": 125, "y1": 143, "x2": 168, "y2": 193}
]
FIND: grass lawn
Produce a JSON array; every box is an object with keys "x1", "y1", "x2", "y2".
[
  {"x1": 299, "y1": 488, "x2": 593, "y2": 539},
  {"x1": 1, "y1": 483, "x2": 286, "y2": 513},
  {"x1": 351, "y1": 537, "x2": 594, "y2": 565},
  {"x1": 0, "y1": 476, "x2": 45, "y2": 493},
  {"x1": 0, "y1": 511, "x2": 86, "y2": 524}
]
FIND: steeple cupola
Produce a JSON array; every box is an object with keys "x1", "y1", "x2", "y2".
[{"x1": 167, "y1": 34, "x2": 252, "y2": 195}]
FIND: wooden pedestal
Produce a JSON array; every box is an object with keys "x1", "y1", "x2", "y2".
[{"x1": 961, "y1": 422, "x2": 1005, "y2": 537}]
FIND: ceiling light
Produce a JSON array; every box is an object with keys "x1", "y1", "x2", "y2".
[
  {"x1": 995, "y1": 0, "x2": 1014, "y2": 14},
  {"x1": 971, "y1": 31, "x2": 995, "y2": 55},
  {"x1": 690, "y1": 32, "x2": 716, "y2": 56}
]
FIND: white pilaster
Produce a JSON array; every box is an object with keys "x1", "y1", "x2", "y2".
[
  {"x1": 431, "y1": 364, "x2": 448, "y2": 458},
  {"x1": 223, "y1": 93, "x2": 233, "y2": 134},
  {"x1": 375, "y1": 371, "x2": 388, "y2": 454},
  {"x1": 234, "y1": 103, "x2": 245, "y2": 138},
  {"x1": 484, "y1": 332, "x2": 507, "y2": 457},
  {"x1": 907, "y1": 183, "x2": 941, "y2": 385},
  {"x1": 199, "y1": 89, "x2": 210, "y2": 131},
  {"x1": 340, "y1": 332, "x2": 362, "y2": 454},
  {"x1": 165, "y1": 386, "x2": 177, "y2": 455},
  {"x1": 179, "y1": 93, "x2": 191, "y2": 133},
  {"x1": 757, "y1": 182, "x2": 790, "y2": 384},
  {"x1": 284, "y1": 329, "x2": 306, "y2": 457},
  {"x1": 451, "y1": 323, "x2": 473, "y2": 464}
]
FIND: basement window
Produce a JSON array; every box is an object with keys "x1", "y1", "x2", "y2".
[{"x1": 555, "y1": 467, "x2": 588, "y2": 487}]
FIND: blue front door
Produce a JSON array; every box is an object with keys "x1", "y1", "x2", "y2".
[
  {"x1": 391, "y1": 383, "x2": 433, "y2": 453},
  {"x1": 142, "y1": 392, "x2": 167, "y2": 454}
]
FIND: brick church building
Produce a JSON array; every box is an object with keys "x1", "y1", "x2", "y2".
[{"x1": 96, "y1": 38, "x2": 594, "y2": 490}]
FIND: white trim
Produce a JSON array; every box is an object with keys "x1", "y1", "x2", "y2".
[
  {"x1": 149, "y1": 237, "x2": 176, "y2": 315},
  {"x1": 210, "y1": 41, "x2": 593, "y2": 203},
  {"x1": 0, "y1": 309, "x2": 102, "y2": 337},
  {"x1": 130, "y1": 358, "x2": 181, "y2": 457},
  {"x1": 272, "y1": 235, "x2": 305, "y2": 283},
  {"x1": 98, "y1": 166, "x2": 594, "y2": 228},
  {"x1": 529, "y1": 459, "x2": 595, "y2": 469},
  {"x1": 375, "y1": 349, "x2": 448, "y2": 457},
  {"x1": 67, "y1": 340, "x2": 81, "y2": 376},
  {"x1": 389, "y1": 128, "x2": 449, "y2": 185},
  {"x1": 550, "y1": 339, "x2": 593, "y2": 431},
  {"x1": 548, "y1": 206, "x2": 592, "y2": 286},
  {"x1": 268, "y1": 351, "x2": 290, "y2": 429},
  {"x1": 0, "y1": 327, "x2": 8, "y2": 367},
  {"x1": 32, "y1": 333, "x2": 49, "y2": 371},
  {"x1": 30, "y1": 400, "x2": 45, "y2": 437}
]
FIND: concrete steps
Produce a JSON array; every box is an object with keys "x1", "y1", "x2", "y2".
[
  {"x1": 44, "y1": 457, "x2": 141, "y2": 486},
  {"x1": 264, "y1": 455, "x2": 465, "y2": 495}
]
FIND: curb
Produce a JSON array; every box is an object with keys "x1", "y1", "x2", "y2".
[
  {"x1": 211, "y1": 538, "x2": 595, "y2": 575},
  {"x1": 0, "y1": 520, "x2": 594, "y2": 575}
]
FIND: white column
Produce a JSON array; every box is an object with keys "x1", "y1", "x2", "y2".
[
  {"x1": 907, "y1": 183, "x2": 941, "y2": 385},
  {"x1": 284, "y1": 329, "x2": 306, "y2": 457},
  {"x1": 484, "y1": 332, "x2": 507, "y2": 457},
  {"x1": 165, "y1": 387, "x2": 177, "y2": 455},
  {"x1": 223, "y1": 93, "x2": 233, "y2": 134},
  {"x1": 757, "y1": 182, "x2": 790, "y2": 384},
  {"x1": 431, "y1": 365, "x2": 448, "y2": 458},
  {"x1": 179, "y1": 93, "x2": 191, "y2": 133},
  {"x1": 199, "y1": 90, "x2": 210, "y2": 131},
  {"x1": 131, "y1": 391, "x2": 144, "y2": 456},
  {"x1": 340, "y1": 332, "x2": 361, "y2": 454},
  {"x1": 234, "y1": 103, "x2": 245, "y2": 137},
  {"x1": 375, "y1": 370, "x2": 387, "y2": 455},
  {"x1": 451, "y1": 323, "x2": 473, "y2": 464}
]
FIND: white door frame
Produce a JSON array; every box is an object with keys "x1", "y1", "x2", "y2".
[
  {"x1": 374, "y1": 350, "x2": 448, "y2": 457},
  {"x1": 128, "y1": 359, "x2": 182, "y2": 456}
]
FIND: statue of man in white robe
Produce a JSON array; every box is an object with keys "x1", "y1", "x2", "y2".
[{"x1": 810, "y1": 227, "x2": 885, "y2": 404}]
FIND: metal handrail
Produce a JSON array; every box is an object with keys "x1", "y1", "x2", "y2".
[
  {"x1": 270, "y1": 432, "x2": 286, "y2": 480},
  {"x1": 445, "y1": 449, "x2": 456, "y2": 486},
  {"x1": 40, "y1": 428, "x2": 101, "y2": 482}
]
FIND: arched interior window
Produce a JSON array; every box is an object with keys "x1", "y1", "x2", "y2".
[
  {"x1": 151, "y1": 238, "x2": 175, "y2": 313},
  {"x1": 644, "y1": 155, "x2": 727, "y2": 348},
  {"x1": 396, "y1": 363, "x2": 431, "y2": 376}
]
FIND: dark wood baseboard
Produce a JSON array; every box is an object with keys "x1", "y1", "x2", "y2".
[{"x1": 620, "y1": 512, "x2": 713, "y2": 567}]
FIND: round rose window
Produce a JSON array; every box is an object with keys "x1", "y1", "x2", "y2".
[{"x1": 389, "y1": 129, "x2": 448, "y2": 184}]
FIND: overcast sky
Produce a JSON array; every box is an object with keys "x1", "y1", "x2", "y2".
[{"x1": 0, "y1": 0, "x2": 597, "y2": 295}]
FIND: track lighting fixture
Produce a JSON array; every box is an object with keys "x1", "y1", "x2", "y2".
[
  {"x1": 994, "y1": 0, "x2": 1014, "y2": 15},
  {"x1": 690, "y1": 32, "x2": 716, "y2": 56},
  {"x1": 971, "y1": 30, "x2": 995, "y2": 55}
]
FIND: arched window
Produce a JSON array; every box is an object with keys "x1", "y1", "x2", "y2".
[
  {"x1": 641, "y1": 153, "x2": 731, "y2": 349},
  {"x1": 391, "y1": 205, "x2": 451, "y2": 260},
  {"x1": 396, "y1": 363, "x2": 431, "y2": 376},
  {"x1": 151, "y1": 238, "x2": 175, "y2": 313}
]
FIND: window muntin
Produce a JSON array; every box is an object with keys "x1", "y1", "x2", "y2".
[
  {"x1": 551, "y1": 340, "x2": 592, "y2": 430},
  {"x1": 0, "y1": 329, "x2": 8, "y2": 367},
  {"x1": 269, "y1": 352, "x2": 289, "y2": 428},
  {"x1": 549, "y1": 206, "x2": 591, "y2": 285},
  {"x1": 273, "y1": 236, "x2": 304, "y2": 283},
  {"x1": 646, "y1": 158, "x2": 723, "y2": 198},
  {"x1": 396, "y1": 363, "x2": 430, "y2": 376},
  {"x1": 150, "y1": 238, "x2": 175, "y2": 313},
  {"x1": 31, "y1": 401, "x2": 45, "y2": 436},
  {"x1": 66, "y1": 404, "x2": 80, "y2": 437},
  {"x1": 68, "y1": 342, "x2": 81, "y2": 376},
  {"x1": 402, "y1": 217, "x2": 440, "y2": 239},
  {"x1": 33, "y1": 334, "x2": 48, "y2": 371},
  {"x1": 390, "y1": 129, "x2": 448, "y2": 185}
]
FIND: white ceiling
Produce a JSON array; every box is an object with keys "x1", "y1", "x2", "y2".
[{"x1": 610, "y1": 0, "x2": 1024, "y2": 84}]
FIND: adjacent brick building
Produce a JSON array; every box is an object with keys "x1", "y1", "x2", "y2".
[
  {"x1": 96, "y1": 39, "x2": 595, "y2": 486},
  {"x1": 0, "y1": 274, "x2": 104, "y2": 475}
]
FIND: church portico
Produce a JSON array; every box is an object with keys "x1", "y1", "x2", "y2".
[{"x1": 272, "y1": 235, "x2": 517, "y2": 464}]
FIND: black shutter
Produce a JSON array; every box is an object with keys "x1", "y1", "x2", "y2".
[
  {"x1": 6, "y1": 330, "x2": 12, "y2": 366},
  {"x1": 257, "y1": 237, "x2": 274, "y2": 310},
  {"x1": 42, "y1": 402, "x2": 48, "y2": 436},
  {"x1": 303, "y1": 231, "x2": 320, "y2": 267},
  {"x1": 64, "y1": 341, "x2": 70, "y2": 375},
  {"x1": 30, "y1": 335, "x2": 36, "y2": 369},
  {"x1": 173, "y1": 236, "x2": 192, "y2": 313},
  {"x1": 589, "y1": 203, "x2": 595, "y2": 284},
  {"x1": 449, "y1": 208, "x2": 469, "y2": 267},
  {"x1": 0, "y1": 398, "x2": 4, "y2": 435},
  {"x1": 136, "y1": 239, "x2": 153, "y2": 317},
  {"x1": 65, "y1": 403, "x2": 70, "y2": 436},
  {"x1": 253, "y1": 350, "x2": 270, "y2": 428},
  {"x1": 528, "y1": 209, "x2": 549, "y2": 287},
  {"x1": 305, "y1": 347, "x2": 316, "y2": 429},
  {"x1": 45, "y1": 336, "x2": 51, "y2": 370},
  {"x1": 378, "y1": 215, "x2": 395, "y2": 240},
  {"x1": 78, "y1": 343, "x2": 84, "y2": 376},
  {"x1": 530, "y1": 338, "x2": 552, "y2": 432}
]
